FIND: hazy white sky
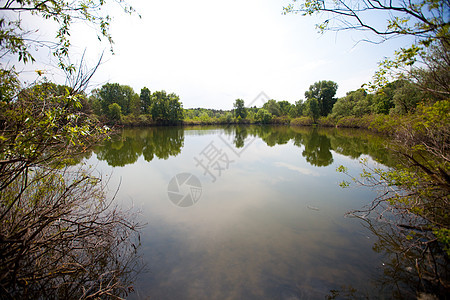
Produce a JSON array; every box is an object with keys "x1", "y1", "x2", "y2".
[{"x1": 19, "y1": 0, "x2": 415, "y2": 109}]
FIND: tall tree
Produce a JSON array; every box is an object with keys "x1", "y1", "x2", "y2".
[
  {"x1": 278, "y1": 100, "x2": 293, "y2": 116},
  {"x1": 150, "y1": 90, "x2": 183, "y2": 124},
  {"x1": 289, "y1": 100, "x2": 305, "y2": 118},
  {"x1": 233, "y1": 99, "x2": 247, "y2": 119},
  {"x1": 332, "y1": 88, "x2": 371, "y2": 118},
  {"x1": 140, "y1": 87, "x2": 152, "y2": 114},
  {"x1": 99, "y1": 83, "x2": 138, "y2": 116},
  {"x1": 263, "y1": 99, "x2": 281, "y2": 116},
  {"x1": 305, "y1": 98, "x2": 320, "y2": 123},
  {"x1": 304, "y1": 80, "x2": 338, "y2": 116}
]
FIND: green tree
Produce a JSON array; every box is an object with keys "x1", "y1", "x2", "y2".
[
  {"x1": 332, "y1": 88, "x2": 371, "y2": 118},
  {"x1": 255, "y1": 108, "x2": 273, "y2": 124},
  {"x1": 108, "y1": 102, "x2": 122, "y2": 121},
  {"x1": 304, "y1": 80, "x2": 338, "y2": 116},
  {"x1": 88, "y1": 88, "x2": 102, "y2": 115},
  {"x1": 99, "y1": 83, "x2": 123, "y2": 114},
  {"x1": 150, "y1": 90, "x2": 183, "y2": 124},
  {"x1": 99, "y1": 83, "x2": 139, "y2": 116},
  {"x1": 140, "y1": 87, "x2": 152, "y2": 114},
  {"x1": 305, "y1": 98, "x2": 320, "y2": 123},
  {"x1": 289, "y1": 100, "x2": 305, "y2": 118},
  {"x1": 263, "y1": 99, "x2": 281, "y2": 116},
  {"x1": 278, "y1": 100, "x2": 293, "y2": 116},
  {"x1": 392, "y1": 80, "x2": 423, "y2": 114},
  {"x1": 233, "y1": 98, "x2": 247, "y2": 119},
  {"x1": 370, "y1": 80, "x2": 405, "y2": 114}
]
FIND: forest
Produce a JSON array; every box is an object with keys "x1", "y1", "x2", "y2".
[{"x1": 43, "y1": 69, "x2": 446, "y2": 129}]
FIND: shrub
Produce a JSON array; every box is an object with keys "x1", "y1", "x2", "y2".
[{"x1": 290, "y1": 117, "x2": 314, "y2": 126}]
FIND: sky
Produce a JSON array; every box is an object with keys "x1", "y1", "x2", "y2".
[{"x1": 17, "y1": 0, "x2": 416, "y2": 110}]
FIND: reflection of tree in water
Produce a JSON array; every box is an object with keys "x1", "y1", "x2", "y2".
[
  {"x1": 300, "y1": 128, "x2": 333, "y2": 167},
  {"x1": 95, "y1": 127, "x2": 184, "y2": 167},
  {"x1": 94, "y1": 125, "x2": 395, "y2": 169},
  {"x1": 323, "y1": 216, "x2": 449, "y2": 299},
  {"x1": 340, "y1": 216, "x2": 449, "y2": 299},
  {"x1": 244, "y1": 126, "x2": 394, "y2": 168},
  {"x1": 328, "y1": 129, "x2": 394, "y2": 167},
  {"x1": 233, "y1": 126, "x2": 248, "y2": 148},
  {"x1": 254, "y1": 125, "x2": 293, "y2": 147},
  {"x1": 144, "y1": 127, "x2": 184, "y2": 160}
]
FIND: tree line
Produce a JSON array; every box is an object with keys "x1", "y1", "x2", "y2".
[
  {"x1": 87, "y1": 71, "x2": 445, "y2": 128},
  {"x1": 87, "y1": 84, "x2": 184, "y2": 125}
]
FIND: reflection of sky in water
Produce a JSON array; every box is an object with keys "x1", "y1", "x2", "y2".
[{"x1": 86, "y1": 128, "x2": 387, "y2": 299}]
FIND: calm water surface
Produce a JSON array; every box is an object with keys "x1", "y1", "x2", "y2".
[{"x1": 85, "y1": 126, "x2": 401, "y2": 299}]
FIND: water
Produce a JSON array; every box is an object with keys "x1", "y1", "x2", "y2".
[{"x1": 83, "y1": 125, "x2": 403, "y2": 299}]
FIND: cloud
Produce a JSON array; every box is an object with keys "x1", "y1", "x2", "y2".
[{"x1": 273, "y1": 162, "x2": 320, "y2": 176}]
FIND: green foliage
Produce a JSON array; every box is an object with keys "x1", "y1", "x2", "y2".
[
  {"x1": 88, "y1": 89, "x2": 102, "y2": 115},
  {"x1": 433, "y1": 228, "x2": 450, "y2": 257},
  {"x1": 120, "y1": 114, "x2": 152, "y2": 127},
  {"x1": 305, "y1": 80, "x2": 338, "y2": 116},
  {"x1": 0, "y1": 68, "x2": 20, "y2": 102},
  {"x1": 108, "y1": 102, "x2": 122, "y2": 121},
  {"x1": 391, "y1": 81, "x2": 423, "y2": 114},
  {"x1": 233, "y1": 98, "x2": 247, "y2": 119},
  {"x1": 263, "y1": 99, "x2": 281, "y2": 116},
  {"x1": 182, "y1": 108, "x2": 232, "y2": 125},
  {"x1": 278, "y1": 100, "x2": 293, "y2": 116},
  {"x1": 290, "y1": 116, "x2": 314, "y2": 126},
  {"x1": 255, "y1": 108, "x2": 272, "y2": 124},
  {"x1": 271, "y1": 116, "x2": 291, "y2": 125},
  {"x1": 335, "y1": 115, "x2": 370, "y2": 129},
  {"x1": 99, "y1": 83, "x2": 139, "y2": 116},
  {"x1": 140, "y1": 87, "x2": 152, "y2": 114},
  {"x1": 332, "y1": 80, "x2": 425, "y2": 119},
  {"x1": 289, "y1": 100, "x2": 304, "y2": 118},
  {"x1": 317, "y1": 116, "x2": 335, "y2": 127},
  {"x1": 150, "y1": 90, "x2": 184, "y2": 125},
  {"x1": 332, "y1": 89, "x2": 370, "y2": 118},
  {"x1": 305, "y1": 98, "x2": 320, "y2": 123}
]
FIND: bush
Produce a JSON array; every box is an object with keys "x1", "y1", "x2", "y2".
[
  {"x1": 0, "y1": 78, "x2": 141, "y2": 298},
  {"x1": 318, "y1": 116, "x2": 336, "y2": 127},
  {"x1": 120, "y1": 114, "x2": 154, "y2": 126},
  {"x1": 271, "y1": 116, "x2": 291, "y2": 125},
  {"x1": 291, "y1": 117, "x2": 314, "y2": 126},
  {"x1": 255, "y1": 109, "x2": 272, "y2": 124}
]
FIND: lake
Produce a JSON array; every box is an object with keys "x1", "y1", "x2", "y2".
[{"x1": 83, "y1": 125, "x2": 411, "y2": 299}]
